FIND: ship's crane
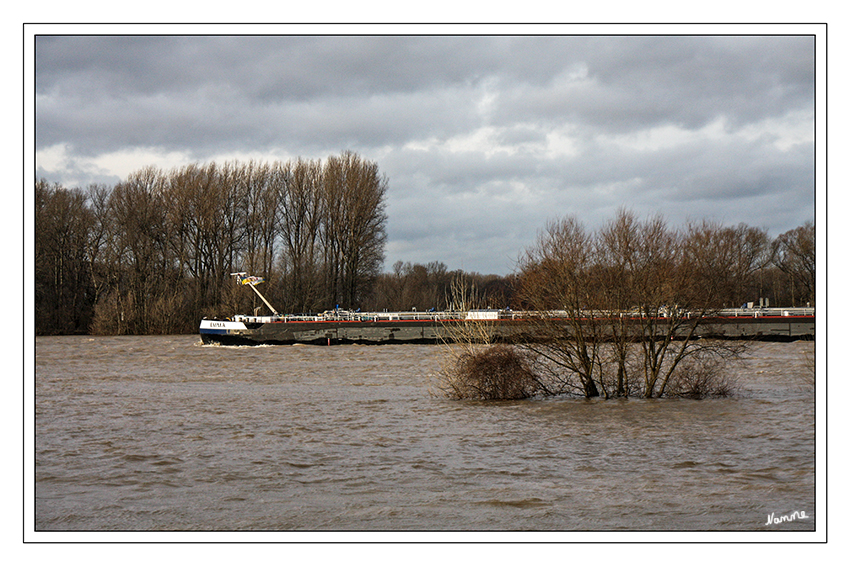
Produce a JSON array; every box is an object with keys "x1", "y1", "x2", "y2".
[{"x1": 230, "y1": 272, "x2": 279, "y2": 316}]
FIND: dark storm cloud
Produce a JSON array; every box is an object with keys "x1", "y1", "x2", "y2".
[
  {"x1": 493, "y1": 36, "x2": 814, "y2": 134},
  {"x1": 37, "y1": 36, "x2": 497, "y2": 156},
  {"x1": 34, "y1": 32, "x2": 816, "y2": 274}
]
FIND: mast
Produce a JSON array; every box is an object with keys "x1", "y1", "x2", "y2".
[{"x1": 231, "y1": 272, "x2": 279, "y2": 316}]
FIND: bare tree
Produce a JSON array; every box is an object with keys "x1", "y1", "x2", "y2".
[
  {"x1": 238, "y1": 160, "x2": 279, "y2": 277},
  {"x1": 517, "y1": 216, "x2": 605, "y2": 398},
  {"x1": 685, "y1": 220, "x2": 772, "y2": 308},
  {"x1": 595, "y1": 209, "x2": 641, "y2": 396},
  {"x1": 773, "y1": 221, "x2": 815, "y2": 306},
  {"x1": 620, "y1": 216, "x2": 746, "y2": 398},
  {"x1": 166, "y1": 163, "x2": 224, "y2": 318},
  {"x1": 35, "y1": 180, "x2": 96, "y2": 334},
  {"x1": 321, "y1": 152, "x2": 388, "y2": 308},
  {"x1": 277, "y1": 158, "x2": 324, "y2": 312},
  {"x1": 97, "y1": 166, "x2": 177, "y2": 333},
  {"x1": 84, "y1": 183, "x2": 113, "y2": 310}
]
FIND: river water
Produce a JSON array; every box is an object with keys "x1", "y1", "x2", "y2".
[{"x1": 33, "y1": 335, "x2": 816, "y2": 535}]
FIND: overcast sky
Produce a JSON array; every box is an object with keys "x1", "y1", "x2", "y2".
[{"x1": 34, "y1": 30, "x2": 816, "y2": 275}]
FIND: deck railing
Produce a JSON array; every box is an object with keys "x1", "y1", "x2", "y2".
[{"x1": 230, "y1": 307, "x2": 814, "y2": 325}]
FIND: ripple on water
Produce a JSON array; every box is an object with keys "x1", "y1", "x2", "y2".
[{"x1": 35, "y1": 337, "x2": 815, "y2": 531}]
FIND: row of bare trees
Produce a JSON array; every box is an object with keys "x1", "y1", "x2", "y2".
[
  {"x1": 35, "y1": 161, "x2": 814, "y2": 338},
  {"x1": 439, "y1": 209, "x2": 814, "y2": 400},
  {"x1": 367, "y1": 261, "x2": 517, "y2": 313},
  {"x1": 369, "y1": 219, "x2": 815, "y2": 317},
  {"x1": 35, "y1": 152, "x2": 388, "y2": 335},
  {"x1": 35, "y1": 183, "x2": 96, "y2": 334},
  {"x1": 519, "y1": 213, "x2": 815, "y2": 313}
]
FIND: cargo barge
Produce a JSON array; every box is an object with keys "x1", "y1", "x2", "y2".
[{"x1": 199, "y1": 274, "x2": 815, "y2": 346}]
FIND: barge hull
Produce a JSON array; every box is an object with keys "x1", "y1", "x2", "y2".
[{"x1": 200, "y1": 315, "x2": 815, "y2": 346}]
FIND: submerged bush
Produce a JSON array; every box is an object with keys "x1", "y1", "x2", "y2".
[
  {"x1": 664, "y1": 358, "x2": 738, "y2": 399},
  {"x1": 439, "y1": 344, "x2": 542, "y2": 400},
  {"x1": 437, "y1": 341, "x2": 741, "y2": 401}
]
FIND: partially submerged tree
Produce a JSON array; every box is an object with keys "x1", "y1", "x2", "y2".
[
  {"x1": 518, "y1": 217, "x2": 605, "y2": 398},
  {"x1": 514, "y1": 209, "x2": 747, "y2": 399}
]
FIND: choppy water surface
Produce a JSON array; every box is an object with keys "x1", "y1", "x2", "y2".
[{"x1": 35, "y1": 336, "x2": 815, "y2": 532}]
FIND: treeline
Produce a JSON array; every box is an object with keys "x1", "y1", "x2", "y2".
[
  {"x1": 35, "y1": 153, "x2": 814, "y2": 336},
  {"x1": 35, "y1": 152, "x2": 390, "y2": 335},
  {"x1": 519, "y1": 211, "x2": 815, "y2": 313},
  {"x1": 370, "y1": 261, "x2": 517, "y2": 313}
]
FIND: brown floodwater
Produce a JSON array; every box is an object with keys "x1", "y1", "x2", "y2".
[{"x1": 34, "y1": 335, "x2": 816, "y2": 532}]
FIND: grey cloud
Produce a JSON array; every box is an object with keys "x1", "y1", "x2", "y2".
[
  {"x1": 33, "y1": 32, "x2": 817, "y2": 275},
  {"x1": 492, "y1": 35, "x2": 814, "y2": 134}
]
